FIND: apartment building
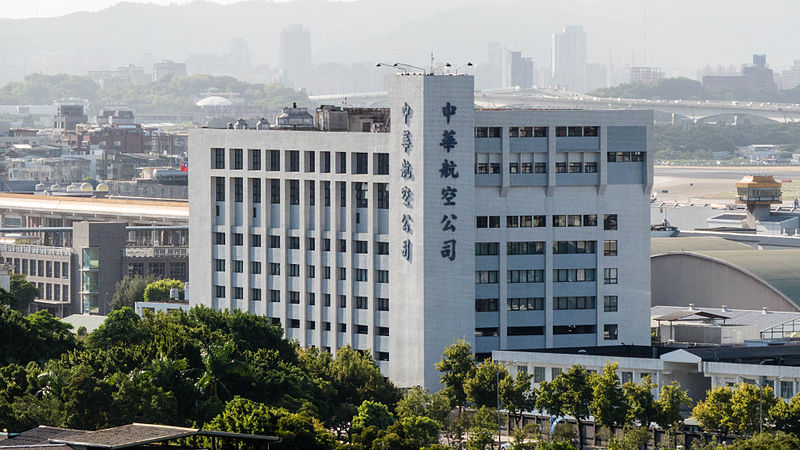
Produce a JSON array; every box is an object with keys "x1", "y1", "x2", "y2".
[{"x1": 189, "y1": 73, "x2": 653, "y2": 388}]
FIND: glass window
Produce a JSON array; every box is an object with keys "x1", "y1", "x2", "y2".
[
  {"x1": 604, "y1": 214, "x2": 618, "y2": 230},
  {"x1": 604, "y1": 240, "x2": 618, "y2": 256},
  {"x1": 604, "y1": 296, "x2": 618, "y2": 312},
  {"x1": 604, "y1": 268, "x2": 618, "y2": 284}
]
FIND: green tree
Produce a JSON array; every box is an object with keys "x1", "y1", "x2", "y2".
[
  {"x1": 111, "y1": 274, "x2": 158, "y2": 310},
  {"x1": 590, "y1": 363, "x2": 628, "y2": 430},
  {"x1": 465, "y1": 359, "x2": 510, "y2": 408},
  {"x1": 195, "y1": 338, "x2": 247, "y2": 409},
  {"x1": 395, "y1": 386, "x2": 451, "y2": 426},
  {"x1": 351, "y1": 400, "x2": 393, "y2": 436},
  {"x1": 143, "y1": 278, "x2": 184, "y2": 302},
  {"x1": 692, "y1": 385, "x2": 734, "y2": 436},
  {"x1": 653, "y1": 380, "x2": 691, "y2": 447},
  {"x1": 399, "y1": 415, "x2": 441, "y2": 448},
  {"x1": 436, "y1": 339, "x2": 476, "y2": 413},
  {"x1": 86, "y1": 307, "x2": 151, "y2": 350},
  {"x1": 607, "y1": 427, "x2": 650, "y2": 450},
  {"x1": 500, "y1": 370, "x2": 536, "y2": 429},
  {"x1": 770, "y1": 395, "x2": 800, "y2": 435},
  {"x1": 730, "y1": 382, "x2": 777, "y2": 435},
  {"x1": 729, "y1": 431, "x2": 800, "y2": 449},
  {"x1": 623, "y1": 375, "x2": 657, "y2": 427},
  {"x1": 9, "y1": 274, "x2": 39, "y2": 313},
  {"x1": 536, "y1": 365, "x2": 593, "y2": 449},
  {"x1": 467, "y1": 405, "x2": 498, "y2": 450}
]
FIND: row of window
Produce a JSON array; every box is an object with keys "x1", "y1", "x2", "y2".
[
  {"x1": 215, "y1": 178, "x2": 389, "y2": 210},
  {"x1": 477, "y1": 296, "x2": 619, "y2": 312},
  {"x1": 475, "y1": 268, "x2": 619, "y2": 284},
  {"x1": 271, "y1": 317, "x2": 390, "y2": 338},
  {"x1": 475, "y1": 323, "x2": 617, "y2": 339},
  {"x1": 477, "y1": 214, "x2": 617, "y2": 229},
  {"x1": 212, "y1": 232, "x2": 389, "y2": 255},
  {"x1": 215, "y1": 260, "x2": 389, "y2": 283},
  {"x1": 212, "y1": 148, "x2": 390, "y2": 175},
  {"x1": 214, "y1": 286, "x2": 390, "y2": 309},
  {"x1": 474, "y1": 126, "x2": 600, "y2": 138},
  {"x1": 607, "y1": 152, "x2": 645, "y2": 162},
  {"x1": 476, "y1": 162, "x2": 600, "y2": 175},
  {"x1": 5, "y1": 257, "x2": 69, "y2": 279}
]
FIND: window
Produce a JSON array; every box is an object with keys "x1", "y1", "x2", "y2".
[
  {"x1": 307, "y1": 180, "x2": 315, "y2": 206},
  {"x1": 377, "y1": 352, "x2": 389, "y2": 361},
  {"x1": 781, "y1": 381, "x2": 794, "y2": 399},
  {"x1": 568, "y1": 215, "x2": 582, "y2": 227},
  {"x1": 289, "y1": 179, "x2": 299, "y2": 205},
  {"x1": 353, "y1": 152, "x2": 368, "y2": 174},
  {"x1": 376, "y1": 270, "x2": 389, "y2": 283},
  {"x1": 338, "y1": 295, "x2": 347, "y2": 308},
  {"x1": 583, "y1": 214, "x2": 598, "y2": 226},
  {"x1": 306, "y1": 292, "x2": 315, "y2": 305},
  {"x1": 377, "y1": 183, "x2": 389, "y2": 209},
  {"x1": 552, "y1": 367, "x2": 563, "y2": 379},
  {"x1": 534, "y1": 162, "x2": 547, "y2": 173},
  {"x1": 584, "y1": 126, "x2": 598, "y2": 136},
  {"x1": 604, "y1": 268, "x2": 618, "y2": 284},
  {"x1": 250, "y1": 261, "x2": 261, "y2": 274},
  {"x1": 354, "y1": 240, "x2": 368, "y2": 254},
  {"x1": 476, "y1": 216, "x2": 488, "y2": 228},
  {"x1": 554, "y1": 296, "x2": 596, "y2": 310},
  {"x1": 520, "y1": 215, "x2": 532, "y2": 227},
  {"x1": 553, "y1": 325, "x2": 597, "y2": 335},
  {"x1": 534, "y1": 367, "x2": 546, "y2": 383},
  {"x1": 251, "y1": 234, "x2": 261, "y2": 247},
  {"x1": 215, "y1": 177, "x2": 225, "y2": 202},
  {"x1": 355, "y1": 325, "x2": 368, "y2": 335},
  {"x1": 533, "y1": 215, "x2": 546, "y2": 227},
  {"x1": 306, "y1": 237, "x2": 316, "y2": 250},
  {"x1": 289, "y1": 236, "x2": 300, "y2": 249},
  {"x1": 249, "y1": 149, "x2": 261, "y2": 170},
  {"x1": 323, "y1": 266, "x2": 331, "y2": 279},
  {"x1": 507, "y1": 270, "x2": 544, "y2": 283},
  {"x1": 337, "y1": 239, "x2": 347, "y2": 253},
  {"x1": 476, "y1": 162, "x2": 488, "y2": 174},
  {"x1": 521, "y1": 162, "x2": 532, "y2": 173},
  {"x1": 213, "y1": 148, "x2": 225, "y2": 169},
  {"x1": 507, "y1": 241, "x2": 544, "y2": 255},
  {"x1": 233, "y1": 260, "x2": 243, "y2": 273},
  {"x1": 604, "y1": 324, "x2": 618, "y2": 340},
  {"x1": 355, "y1": 296, "x2": 368, "y2": 309},
  {"x1": 375, "y1": 153, "x2": 389, "y2": 175},
  {"x1": 508, "y1": 326, "x2": 544, "y2": 336},
  {"x1": 270, "y1": 179, "x2": 280, "y2": 204},
  {"x1": 509, "y1": 162, "x2": 519, "y2": 174},
  {"x1": 323, "y1": 294, "x2": 331, "y2": 306},
  {"x1": 214, "y1": 232, "x2": 225, "y2": 244},
  {"x1": 553, "y1": 268, "x2": 596, "y2": 282},
  {"x1": 233, "y1": 233, "x2": 243, "y2": 246},
  {"x1": 475, "y1": 270, "x2": 498, "y2": 284},
  {"x1": 322, "y1": 238, "x2": 330, "y2": 251},
  {"x1": 337, "y1": 267, "x2": 346, "y2": 280},
  {"x1": 489, "y1": 216, "x2": 500, "y2": 228},
  {"x1": 552, "y1": 215, "x2": 566, "y2": 227},
  {"x1": 214, "y1": 285, "x2": 226, "y2": 298},
  {"x1": 475, "y1": 298, "x2": 498, "y2": 312},
  {"x1": 604, "y1": 240, "x2": 618, "y2": 256},
  {"x1": 555, "y1": 162, "x2": 566, "y2": 173},
  {"x1": 507, "y1": 215, "x2": 519, "y2": 228},
  {"x1": 552, "y1": 241, "x2": 596, "y2": 254},
  {"x1": 288, "y1": 264, "x2": 300, "y2": 277},
  {"x1": 250, "y1": 288, "x2": 261, "y2": 301},
  {"x1": 269, "y1": 290, "x2": 280, "y2": 302},
  {"x1": 507, "y1": 297, "x2": 544, "y2": 311},
  {"x1": 604, "y1": 296, "x2": 618, "y2": 312},
  {"x1": 289, "y1": 291, "x2": 300, "y2": 304},
  {"x1": 268, "y1": 235, "x2": 280, "y2": 248},
  {"x1": 604, "y1": 214, "x2": 618, "y2": 230},
  {"x1": 632, "y1": 151, "x2": 645, "y2": 162},
  {"x1": 354, "y1": 268, "x2": 368, "y2": 281},
  {"x1": 251, "y1": 178, "x2": 261, "y2": 204},
  {"x1": 489, "y1": 163, "x2": 500, "y2": 173},
  {"x1": 234, "y1": 178, "x2": 243, "y2": 202},
  {"x1": 286, "y1": 150, "x2": 299, "y2": 172},
  {"x1": 475, "y1": 328, "x2": 499, "y2": 337},
  {"x1": 377, "y1": 326, "x2": 389, "y2": 336},
  {"x1": 377, "y1": 242, "x2": 389, "y2": 255},
  {"x1": 584, "y1": 162, "x2": 597, "y2": 173},
  {"x1": 377, "y1": 298, "x2": 389, "y2": 311},
  {"x1": 621, "y1": 372, "x2": 633, "y2": 384},
  {"x1": 475, "y1": 242, "x2": 499, "y2": 256},
  {"x1": 269, "y1": 263, "x2": 280, "y2": 275},
  {"x1": 307, "y1": 265, "x2": 315, "y2": 278},
  {"x1": 214, "y1": 259, "x2": 225, "y2": 271},
  {"x1": 232, "y1": 149, "x2": 243, "y2": 170},
  {"x1": 569, "y1": 162, "x2": 582, "y2": 173}
]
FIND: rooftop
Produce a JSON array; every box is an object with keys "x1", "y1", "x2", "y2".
[
  {"x1": 652, "y1": 305, "x2": 800, "y2": 331},
  {"x1": 0, "y1": 194, "x2": 188, "y2": 221}
]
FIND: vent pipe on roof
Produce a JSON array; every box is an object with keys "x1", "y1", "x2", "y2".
[
  {"x1": 762, "y1": 307, "x2": 769, "y2": 314},
  {"x1": 721, "y1": 305, "x2": 729, "y2": 312},
  {"x1": 688, "y1": 303, "x2": 695, "y2": 310}
]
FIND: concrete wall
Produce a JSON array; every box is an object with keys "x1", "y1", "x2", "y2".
[{"x1": 651, "y1": 253, "x2": 798, "y2": 311}]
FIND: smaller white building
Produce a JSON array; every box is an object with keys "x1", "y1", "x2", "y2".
[{"x1": 494, "y1": 344, "x2": 800, "y2": 405}]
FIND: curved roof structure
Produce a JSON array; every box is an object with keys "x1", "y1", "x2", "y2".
[
  {"x1": 652, "y1": 237, "x2": 800, "y2": 311},
  {"x1": 195, "y1": 96, "x2": 233, "y2": 107}
]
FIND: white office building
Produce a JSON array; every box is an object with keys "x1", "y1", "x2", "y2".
[{"x1": 189, "y1": 73, "x2": 653, "y2": 388}]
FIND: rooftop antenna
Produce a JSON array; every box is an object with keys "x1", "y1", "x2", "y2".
[{"x1": 430, "y1": 52, "x2": 434, "y2": 75}]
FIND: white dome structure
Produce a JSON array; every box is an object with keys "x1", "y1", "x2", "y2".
[{"x1": 195, "y1": 96, "x2": 233, "y2": 107}]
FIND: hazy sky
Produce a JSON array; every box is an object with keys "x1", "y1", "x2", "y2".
[{"x1": 3, "y1": 0, "x2": 239, "y2": 18}]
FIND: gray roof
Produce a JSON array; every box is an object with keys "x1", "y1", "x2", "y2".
[
  {"x1": 47, "y1": 424, "x2": 280, "y2": 449},
  {"x1": 652, "y1": 306, "x2": 800, "y2": 331},
  {"x1": 653, "y1": 309, "x2": 730, "y2": 322},
  {"x1": 0, "y1": 426, "x2": 80, "y2": 447},
  {"x1": 651, "y1": 236, "x2": 753, "y2": 255}
]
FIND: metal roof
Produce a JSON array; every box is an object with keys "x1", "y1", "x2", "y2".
[
  {"x1": 46, "y1": 424, "x2": 280, "y2": 449},
  {"x1": 652, "y1": 237, "x2": 800, "y2": 308},
  {"x1": 653, "y1": 309, "x2": 730, "y2": 322},
  {"x1": 652, "y1": 306, "x2": 800, "y2": 331}
]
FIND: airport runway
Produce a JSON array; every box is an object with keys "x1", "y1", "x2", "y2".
[{"x1": 653, "y1": 166, "x2": 800, "y2": 203}]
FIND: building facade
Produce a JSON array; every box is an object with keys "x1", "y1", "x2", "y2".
[{"x1": 189, "y1": 74, "x2": 653, "y2": 388}]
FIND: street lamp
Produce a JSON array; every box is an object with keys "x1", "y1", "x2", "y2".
[
  {"x1": 497, "y1": 360, "x2": 518, "y2": 449},
  {"x1": 755, "y1": 376, "x2": 782, "y2": 433},
  {"x1": 393, "y1": 63, "x2": 427, "y2": 75},
  {"x1": 445, "y1": 62, "x2": 474, "y2": 75}
]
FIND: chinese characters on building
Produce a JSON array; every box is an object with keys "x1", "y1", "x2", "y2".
[
  {"x1": 400, "y1": 103, "x2": 414, "y2": 262},
  {"x1": 439, "y1": 102, "x2": 459, "y2": 261}
]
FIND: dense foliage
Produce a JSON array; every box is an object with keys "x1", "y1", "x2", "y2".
[
  {"x1": 590, "y1": 77, "x2": 800, "y2": 104},
  {"x1": 653, "y1": 122, "x2": 800, "y2": 160},
  {"x1": 0, "y1": 73, "x2": 311, "y2": 113}
]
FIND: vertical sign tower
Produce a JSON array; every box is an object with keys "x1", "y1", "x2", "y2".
[{"x1": 388, "y1": 74, "x2": 476, "y2": 388}]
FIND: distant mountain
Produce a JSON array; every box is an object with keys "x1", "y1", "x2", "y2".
[{"x1": 0, "y1": 0, "x2": 798, "y2": 85}]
